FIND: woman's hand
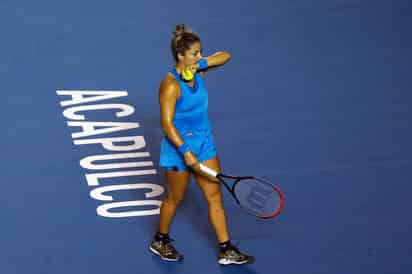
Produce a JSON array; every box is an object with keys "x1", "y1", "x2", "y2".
[
  {"x1": 183, "y1": 150, "x2": 199, "y2": 167},
  {"x1": 183, "y1": 64, "x2": 199, "y2": 75},
  {"x1": 183, "y1": 150, "x2": 204, "y2": 174},
  {"x1": 183, "y1": 151, "x2": 219, "y2": 182},
  {"x1": 180, "y1": 64, "x2": 199, "y2": 81}
]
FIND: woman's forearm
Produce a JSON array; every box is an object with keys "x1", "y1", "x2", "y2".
[
  {"x1": 162, "y1": 122, "x2": 185, "y2": 149},
  {"x1": 204, "y1": 51, "x2": 231, "y2": 67}
]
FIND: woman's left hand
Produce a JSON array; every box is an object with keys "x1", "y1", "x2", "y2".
[{"x1": 183, "y1": 64, "x2": 199, "y2": 75}]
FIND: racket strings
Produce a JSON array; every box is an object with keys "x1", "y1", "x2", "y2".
[{"x1": 234, "y1": 178, "x2": 281, "y2": 217}]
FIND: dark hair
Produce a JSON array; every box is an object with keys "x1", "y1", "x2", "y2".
[{"x1": 171, "y1": 24, "x2": 201, "y2": 62}]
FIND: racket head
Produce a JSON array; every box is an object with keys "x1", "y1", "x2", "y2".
[{"x1": 231, "y1": 177, "x2": 285, "y2": 219}]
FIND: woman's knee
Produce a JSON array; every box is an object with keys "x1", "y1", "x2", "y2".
[
  {"x1": 164, "y1": 170, "x2": 190, "y2": 206},
  {"x1": 164, "y1": 192, "x2": 185, "y2": 206},
  {"x1": 204, "y1": 189, "x2": 223, "y2": 206}
]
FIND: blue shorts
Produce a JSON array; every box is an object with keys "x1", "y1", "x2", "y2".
[{"x1": 159, "y1": 129, "x2": 217, "y2": 171}]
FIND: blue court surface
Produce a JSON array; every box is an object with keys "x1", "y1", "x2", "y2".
[{"x1": 1, "y1": 1, "x2": 411, "y2": 273}]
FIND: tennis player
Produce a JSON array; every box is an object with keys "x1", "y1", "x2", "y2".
[{"x1": 149, "y1": 24, "x2": 253, "y2": 265}]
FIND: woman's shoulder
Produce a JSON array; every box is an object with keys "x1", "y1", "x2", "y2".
[
  {"x1": 160, "y1": 72, "x2": 178, "y2": 86},
  {"x1": 159, "y1": 73, "x2": 180, "y2": 96}
]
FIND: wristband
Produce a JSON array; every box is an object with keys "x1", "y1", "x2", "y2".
[
  {"x1": 197, "y1": 58, "x2": 208, "y2": 71},
  {"x1": 178, "y1": 143, "x2": 191, "y2": 155}
]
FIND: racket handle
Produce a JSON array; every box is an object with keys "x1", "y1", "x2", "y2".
[{"x1": 199, "y1": 163, "x2": 218, "y2": 177}]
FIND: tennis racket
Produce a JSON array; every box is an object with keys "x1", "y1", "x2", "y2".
[{"x1": 199, "y1": 164, "x2": 285, "y2": 219}]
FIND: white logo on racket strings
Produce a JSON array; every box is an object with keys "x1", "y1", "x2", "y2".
[
  {"x1": 246, "y1": 185, "x2": 272, "y2": 211},
  {"x1": 56, "y1": 90, "x2": 165, "y2": 218}
]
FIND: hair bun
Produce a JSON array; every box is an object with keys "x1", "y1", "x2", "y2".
[
  {"x1": 174, "y1": 24, "x2": 186, "y2": 37},
  {"x1": 173, "y1": 23, "x2": 193, "y2": 39}
]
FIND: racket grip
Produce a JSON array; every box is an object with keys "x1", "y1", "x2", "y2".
[{"x1": 199, "y1": 163, "x2": 218, "y2": 177}]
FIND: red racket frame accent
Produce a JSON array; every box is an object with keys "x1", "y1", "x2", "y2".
[{"x1": 257, "y1": 184, "x2": 285, "y2": 219}]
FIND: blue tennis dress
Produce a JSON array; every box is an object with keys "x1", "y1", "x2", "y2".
[{"x1": 159, "y1": 68, "x2": 217, "y2": 171}]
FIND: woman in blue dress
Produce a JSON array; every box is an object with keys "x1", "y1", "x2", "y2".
[{"x1": 149, "y1": 24, "x2": 253, "y2": 265}]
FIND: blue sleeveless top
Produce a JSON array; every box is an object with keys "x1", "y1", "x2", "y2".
[{"x1": 170, "y1": 68, "x2": 211, "y2": 133}]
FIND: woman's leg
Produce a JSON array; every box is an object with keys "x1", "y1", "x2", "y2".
[
  {"x1": 158, "y1": 169, "x2": 191, "y2": 234},
  {"x1": 194, "y1": 156, "x2": 253, "y2": 264},
  {"x1": 193, "y1": 156, "x2": 230, "y2": 243}
]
